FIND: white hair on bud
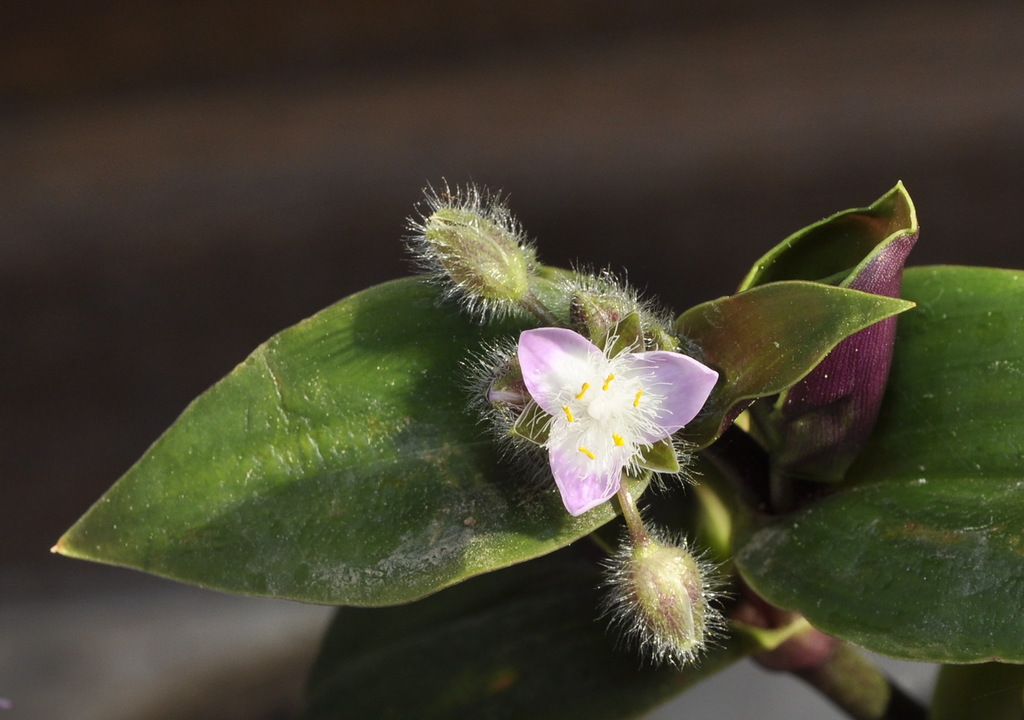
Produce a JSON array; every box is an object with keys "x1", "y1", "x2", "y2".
[
  {"x1": 600, "y1": 528, "x2": 727, "y2": 667},
  {"x1": 406, "y1": 181, "x2": 537, "y2": 322}
]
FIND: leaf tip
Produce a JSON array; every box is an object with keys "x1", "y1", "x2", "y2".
[{"x1": 51, "y1": 532, "x2": 78, "y2": 557}]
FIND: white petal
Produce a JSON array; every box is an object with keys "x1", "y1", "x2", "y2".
[
  {"x1": 517, "y1": 328, "x2": 603, "y2": 416},
  {"x1": 548, "y1": 443, "x2": 623, "y2": 516},
  {"x1": 624, "y1": 351, "x2": 719, "y2": 442}
]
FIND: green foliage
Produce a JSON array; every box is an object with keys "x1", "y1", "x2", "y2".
[
  {"x1": 55, "y1": 278, "x2": 645, "y2": 605},
  {"x1": 677, "y1": 282, "x2": 913, "y2": 449},
  {"x1": 739, "y1": 181, "x2": 919, "y2": 483},
  {"x1": 738, "y1": 181, "x2": 916, "y2": 291},
  {"x1": 735, "y1": 266, "x2": 1024, "y2": 662},
  {"x1": 55, "y1": 264, "x2": 907, "y2": 608},
  {"x1": 53, "y1": 179, "x2": 1024, "y2": 719},
  {"x1": 301, "y1": 544, "x2": 746, "y2": 720}
]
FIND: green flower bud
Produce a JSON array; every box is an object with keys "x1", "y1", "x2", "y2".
[
  {"x1": 409, "y1": 184, "x2": 535, "y2": 320},
  {"x1": 567, "y1": 274, "x2": 679, "y2": 353},
  {"x1": 602, "y1": 530, "x2": 724, "y2": 666}
]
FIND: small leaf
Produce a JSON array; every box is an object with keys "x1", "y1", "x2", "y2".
[
  {"x1": 301, "y1": 545, "x2": 746, "y2": 720},
  {"x1": 738, "y1": 182, "x2": 916, "y2": 290},
  {"x1": 675, "y1": 282, "x2": 913, "y2": 449},
  {"x1": 735, "y1": 266, "x2": 1024, "y2": 662},
  {"x1": 54, "y1": 278, "x2": 643, "y2": 605},
  {"x1": 637, "y1": 437, "x2": 681, "y2": 473}
]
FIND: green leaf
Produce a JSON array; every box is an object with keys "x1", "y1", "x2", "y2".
[
  {"x1": 847, "y1": 266, "x2": 1024, "y2": 483},
  {"x1": 738, "y1": 182, "x2": 917, "y2": 290},
  {"x1": 55, "y1": 278, "x2": 643, "y2": 605},
  {"x1": 735, "y1": 266, "x2": 1024, "y2": 662},
  {"x1": 675, "y1": 281, "x2": 914, "y2": 449},
  {"x1": 931, "y1": 663, "x2": 1024, "y2": 720},
  {"x1": 739, "y1": 183, "x2": 919, "y2": 483},
  {"x1": 301, "y1": 544, "x2": 746, "y2": 720}
]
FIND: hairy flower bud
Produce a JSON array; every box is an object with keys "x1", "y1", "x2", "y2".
[
  {"x1": 408, "y1": 184, "x2": 535, "y2": 320},
  {"x1": 602, "y1": 531, "x2": 724, "y2": 666},
  {"x1": 568, "y1": 274, "x2": 679, "y2": 353}
]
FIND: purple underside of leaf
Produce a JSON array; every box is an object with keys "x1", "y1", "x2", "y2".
[{"x1": 776, "y1": 231, "x2": 918, "y2": 481}]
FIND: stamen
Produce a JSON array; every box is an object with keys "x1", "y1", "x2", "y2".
[
  {"x1": 612, "y1": 433, "x2": 625, "y2": 446},
  {"x1": 602, "y1": 373, "x2": 616, "y2": 391},
  {"x1": 562, "y1": 405, "x2": 575, "y2": 423},
  {"x1": 576, "y1": 382, "x2": 590, "y2": 399},
  {"x1": 633, "y1": 389, "x2": 643, "y2": 407},
  {"x1": 578, "y1": 446, "x2": 595, "y2": 459}
]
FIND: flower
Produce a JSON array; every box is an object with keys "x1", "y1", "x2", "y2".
[{"x1": 517, "y1": 327, "x2": 718, "y2": 515}]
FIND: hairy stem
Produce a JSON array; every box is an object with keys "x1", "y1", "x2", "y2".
[{"x1": 518, "y1": 291, "x2": 560, "y2": 325}]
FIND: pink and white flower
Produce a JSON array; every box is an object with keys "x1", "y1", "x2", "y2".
[{"x1": 517, "y1": 327, "x2": 718, "y2": 516}]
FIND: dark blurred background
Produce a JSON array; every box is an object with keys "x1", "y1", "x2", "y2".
[{"x1": 2, "y1": 1, "x2": 1021, "y2": 717}]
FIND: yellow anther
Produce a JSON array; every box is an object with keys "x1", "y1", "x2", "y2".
[
  {"x1": 633, "y1": 389, "x2": 643, "y2": 407},
  {"x1": 562, "y1": 405, "x2": 575, "y2": 423},
  {"x1": 612, "y1": 433, "x2": 625, "y2": 446},
  {"x1": 575, "y1": 382, "x2": 590, "y2": 399},
  {"x1": 602, "y1": 373, "x2": 616, "y2": 390},
  {"x1": 578, "y1": 446, "x2": 595, "y2": 459}
]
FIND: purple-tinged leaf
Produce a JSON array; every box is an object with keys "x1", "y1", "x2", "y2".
[
  {"x1": 675, "y1": 282, "x2": 913, "y2": 451},
  {"x1": 742, "y1": 183, "x2": 918, "y2": 482}
]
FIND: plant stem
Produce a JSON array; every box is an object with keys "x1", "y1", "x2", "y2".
[
  {"x1": 615, "y1": 478, "x2": 650, "y2": 546},
  {"x1": 518, "y1": 291, "x2": 560, "y2": 325},
  {"x1": 795, "y1": 643, "x2": 927, "y2": 720}
]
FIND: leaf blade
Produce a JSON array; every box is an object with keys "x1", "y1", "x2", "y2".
[
  {"x1": 55, "y1": 278, "x2": 640, "y2": 605},
  {"x1": 676, "y1": 281, "x2": 913, "y2": 449},
  {"x1": 735, "y1": 266, "x2": 1024, "y2": 662},
  {"x1": 301, "y1": 546, "x2": 746, "y2": 720}
]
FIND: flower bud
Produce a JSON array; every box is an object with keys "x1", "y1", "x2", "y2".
[
  {"x1": 568, "y1": 276, "x2": 679, "y2": 354},
  {"x1": 409, "y1": 184, "x2": 535, "y2": 320},
  {"x1": 602, "y1": 531, "x2": 723, "y2": 666}
]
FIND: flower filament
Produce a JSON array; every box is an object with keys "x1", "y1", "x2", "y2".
[{"x1": 555, "y1": 362, "x2": 654, "y2": 467}]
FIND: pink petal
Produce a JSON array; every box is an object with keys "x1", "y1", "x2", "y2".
[
  {"x1": 517, "y1": 328, "x2": 601, "y2": 416},
  {"x1": 548, "y1": 445, "x2": 622, "y2": 515},
  {"x1": 627, "y1": 352, "x2": 718, "y2": 442}
]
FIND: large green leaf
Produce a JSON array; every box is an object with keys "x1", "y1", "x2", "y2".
[
  {"x1": 55, "y1": 278, "x2": 642, "y2": 605},
  {"x1": 676, "y1": 281, "x2": 914, "y2": 449},
  {"x1": 301, "y1": 544, "x2": 746, "y2": 720},
  {"x1": 735, "y1": 266, "x2": 1024, "y2": 662}
]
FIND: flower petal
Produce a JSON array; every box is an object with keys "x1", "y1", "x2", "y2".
[
  {"x1": 626, "y1": 352, "x2": 719, "y2": 442},
  {"x1": 517, "y1": 328, "x2": 602, "y2": 416},
  {"x1": 548, "y1": 444, "x2": 623, "y2": 516}
]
